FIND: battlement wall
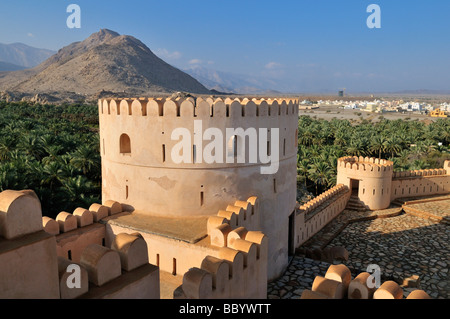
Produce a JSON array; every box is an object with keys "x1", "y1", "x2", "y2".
[
  {"x1": 393, "y1": 168, "x2": 447, "y2": 179},
  {"x1": 58, "y1": 232, "x2": 159, "y2": 299},
  {"x1": 391, "y1": 174, "x2": 449, "y2": 200},
  {"x1": 207, "y1": 196, "x2": 261, "y2": 234},
  {"x1": 337, "y1": 156, "x2": 394, "y2": 178},
  {"x1": 42, "y1": 201, "x2": 123, "y2": 263},
  {"x1": 99, "y1": 97, "x2": 299, "y2": 119},
  {"x1": 176, "y1": 226, "x2": 268, "y2": 299},
  {"x1": 0, "y1": 190, "x2": 159, "y2": 299},
  {"x1": 99, "y1": 97, "x2": 299, "y2": 170},
  {"x1": 295, "y1": 185, "x2": 351, "y2": 247},
  {"x1": 389, "y1": 161, "x2": 449, "y2": 200},
  {"x1": 299, "y1": 184, "x2": 349, "y2": 215}
]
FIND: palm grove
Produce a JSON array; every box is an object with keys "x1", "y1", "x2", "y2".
[{"x1": 0, "y1": 101, "x2": 449, "y2": 217}]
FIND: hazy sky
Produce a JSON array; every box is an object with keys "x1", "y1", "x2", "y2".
[{"x1": 1, "y1": 0, "x2": 449, "y2": 93}]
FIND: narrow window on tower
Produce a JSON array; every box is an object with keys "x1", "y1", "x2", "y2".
[
  {"x1": 273, "y1": 178, "x2": 277, "y2": 193},
  {"x1": 200, "y1": 191, "x2": 204, "y2": 206},
  {"x1": 172, "y1": 258, "x2": 177, "y2": 276},
  {"x1": 193, "y1": 144, "x2": 197, "y2": 163},
  {"x1": 162, "y1": 144, "x2": 166, "y2": 163}
]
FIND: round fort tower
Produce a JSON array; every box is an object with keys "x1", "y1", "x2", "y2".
[
  {"x1": 98, "y1": 97, "x2": 299, "y2": 279},
  {"x1": 336, "y1": 156, "x2": 394, "y2": 210}
]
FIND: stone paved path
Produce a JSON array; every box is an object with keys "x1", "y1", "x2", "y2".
[
  {"x1": 267, "y1": 200, "x2": 450, "y2": 299},
  {"x1": 267, "y1": 257, "x2": 330, "y2": 299}
]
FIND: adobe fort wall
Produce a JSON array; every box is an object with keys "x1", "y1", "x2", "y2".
[
  {"x1": 391, "y1": 167, "x2": 449, "y2": 200},
  {"x1": 0, "y1": 190, "x2": 159, "y2": 299},
  {"x1": 337, "y1": 156, "x2": 394, "y2": 210},
  {"x1": 99, "y1": 97, "x2": 298, "y2": 217},
  {"x1": 99, "y1": 97, "x2": 299, "y2": 280},
  {"x1": 296, "y1": 184, "x2": 351, "y2": 248}
]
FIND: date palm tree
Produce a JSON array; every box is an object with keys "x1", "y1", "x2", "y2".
[
  {"x1": 307, "y1": 160, "x2": 333, "y2": 195},
  {"x1": 297, "y1": 158, "x2": 310, "y2": 187},
  {"x1": 369, "y1": 135, "x2": 388, "y2": 159}
]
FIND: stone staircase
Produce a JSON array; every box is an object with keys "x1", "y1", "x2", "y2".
[{"x1": 345, "y1": 195, "x2": 367, "y2": 212}]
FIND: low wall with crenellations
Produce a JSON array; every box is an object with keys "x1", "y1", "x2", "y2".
[
  {"x1": 103, "y1": 195, "x2": 268, "y2": 298},
  {"x1": 391, "y1": 167, "x2": 449, "y2": 200},
  {"x1": 0, "y1": 190, "x2": 160, "y2": 299},
  {"x1": 42, "y1": 200, "x2": 123, "y2": 263},
  {"x1": 295, "y1": 185, "x2": 351, "y2": 248}
]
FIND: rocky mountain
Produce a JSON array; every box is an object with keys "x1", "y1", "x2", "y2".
[
  {"x1": 0, "y1": 43, "x2": 55, "y2": 68},
  {"x1": 0, "y1": 29, "x2": 210, "y2": 101},
  {"x1": 184, "y1": 65, "x2": 280, "y2": 94},
  {"x1": 0, "y1": 61, "x2": 27, "y2": 72}
]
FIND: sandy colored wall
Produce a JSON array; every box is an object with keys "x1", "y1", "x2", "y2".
[
  {"x1": 55, "y1": 224, "x2": 106, "y2": 263},
  {"x1": 0, "y1": 232, "x2": 60, "y2": 299},
  {"x1": 337, "y1": 157, "x2": 393, "y2": 210},
  {"x1": 391, "y1": 174, "x2": 449, "y2": 200},
  {"x1": 104, "y1": 221, "x2": 220, "y2": 277},
  {"x1": 295, "y1": 185, "x2": 351, "y2": 247},
  {"x1": 99, "y1": 97, "x2": 299, "y2": 280}
]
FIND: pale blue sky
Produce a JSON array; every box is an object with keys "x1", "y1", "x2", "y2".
[{"x1": 0, "y1": 0, "x2": 449, "y2": 93}]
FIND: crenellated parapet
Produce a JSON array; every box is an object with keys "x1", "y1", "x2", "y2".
[
  {"x1": 174, "y1": 230, "x2": 268, "y2": 299},
  {"x1": 169, "y1": 195, "x2": 269, "y2": 299},
  {"x1": 58, "y1": 232, "x2": 159, "y2": 299},
  {"x1": 42, "y1": 200, "x2": 123, "y2": 263},
  {"x1": 338, "y1": 156, "x2": 394, "y2": 178},
  {"x1": 99, "y1": 97, "x2": 299, "y2": 118},
  {"x1": 393, "y1": 168, "x2": 448, "y2": 179},
  {"x1": 42, "y1": 200, "x2": 123, "y2": 236},
  {"x1": 294, "y1": 185, "x2": 351, "y2": 248},
  {"x1": 207, "y1": 196, "x2": 260, "y2": 235},
  {"x1": 0, "y1": 189, "x2": 159, "y2": 299},
  {"x1": 299, "y1": 184, "x2": 349, "y2": 216}
]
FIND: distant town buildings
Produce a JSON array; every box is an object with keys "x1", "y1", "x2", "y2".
[{"x1": 308, "y1": 98, "x2": 449, "y2": 116}]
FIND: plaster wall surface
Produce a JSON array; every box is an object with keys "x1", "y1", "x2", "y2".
[
  {"x1": 0, "y1": 231, "x2": 60, "y2": 298},
  {"x1": 99, "y1": 98, "x2": 299, "y2": 280}
]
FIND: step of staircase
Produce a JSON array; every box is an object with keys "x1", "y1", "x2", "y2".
[{"x1": 345, "y1": 196, "x2": 367, "y2": 211}]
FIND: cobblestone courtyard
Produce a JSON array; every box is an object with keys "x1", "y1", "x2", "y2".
[{"x1": 268, "y1": 197, "x2": 450, "y2": 299}]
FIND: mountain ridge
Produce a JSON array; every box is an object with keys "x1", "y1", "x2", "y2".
[
  {"x1": 0, "y1": 29, "x2": 211, "y2": 102},
  {"x1": 0, "y1": 42, "x2": 55, "y2": 68}
]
